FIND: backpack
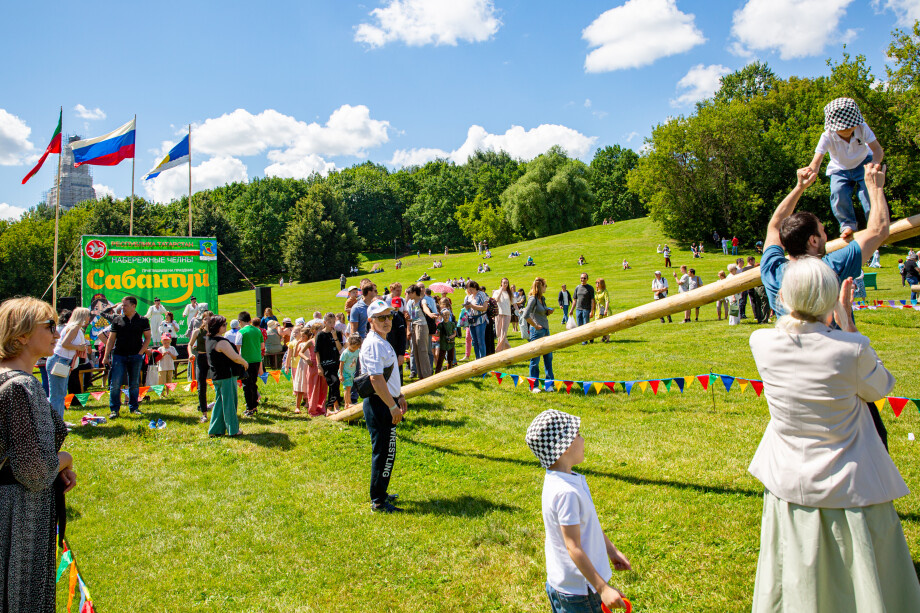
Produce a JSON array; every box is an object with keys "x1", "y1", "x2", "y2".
[{"x1": 486, "y1": 297, "x2": 498, "y2": 320}]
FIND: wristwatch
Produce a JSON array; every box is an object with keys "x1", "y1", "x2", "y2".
[{"x1": 389, "y1": 403, "x2": 399, "y2": 412}]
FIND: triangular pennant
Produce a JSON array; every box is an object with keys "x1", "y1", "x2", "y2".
[
  {"x1": 64, "y1": 394, "x2": 74, "y2": 409},
  {"x1": 663, "y1": 378, "x2": 672, "y2": 392},
  {"x1": 649, "y1": 380, "x2": 660, "y2": 394},
  {"x1": 564, "y1": 381, "x2": 574, "y2": 393},
  {"x1": 137, "y1": 387, "x2": 150, "y2": 401},
  {"x1": 187, "y1": 381, "x2": 197, "y2": 392},
  {"x1": 674, "y1": 377, "x2": 685, "y2": 392},
  {"x1": 282, "y1": 370, "x2": 292, "y2": 381},
  {"x1": 270, "y1": 371, "x2": 281, "y2": 383},
  {"x1": 737, "y1": 379, "x2": 748, "y2": 393},
  {"x1": 150, "y1": 385, "x2": 165, "y2": 396},
  {"x1": 683, "y1": 376, "x2": 694, "y2": 389},
  {"x1": 593, "y1": 382, "x2": 604, "y2": 394},
  {"x1": 68, "y1": 560, "x2": 78, "y2": 612},
  {"x1": 494, "y1": 372, "x2": 503, "y2": 384},
  {"x1": 206, "y1": 379, "x2": 214, "y2": 388},
  {"x1": 624, "y1": 381, "x2": 634, "y2": 395},
  {"x1": 56, "y1": 550, "x2": 73, "y2": 582},
  {"x1": 637, "y1": 381, "x2": 648, "y2": 393},
  {"x1": 166, "y1": 382, "x2": 177, "y2": 391},
  {"x1": 526, "y1": 377, "x2": 536, "y2": 390},
  {"x1": 874, "y1": 398, "x2": 887, "y2": 412},
  {"x1": 555, "y1": 380, "x2": 565, "y2": 391},
  {"x1": 238, "y1": 379, "x2": 243, "y2": 388},
  {"x1": 78, "y1": 573, "x2": 92, "y2": 602},
  {"x1": 887, "y1": 397, "x2": 908, "y2": 417},
  {"x1": 259, "y1": 373, "x2": 269, "y2": 383},
  {"x1": 913, "y1": 399, "x2": 920, "y2": 413},
  {"x1": 74, "y1": 393, "x2": 90, "y2": 406},
  {"x1": 90, "y1": 391, "x2": 105, "y2": 400},
  {"x1": 604, "y1": 381, "x2": 617, "y2": 392},
  {"x1": 696, "y1": 375, "x2": 709, "y2": 390},
  {"x1": 582, "y1": 381, "x2": 591, "y2": 395},
  {"x1": 721, "y1": 375, "x2": 735, "y2": 392},
  {"x1": 750, "y1": 380, "x2": 764, "y2": 396},
  {"x1": 510, "y1": 374, "x2": 519, "y2": 387}
]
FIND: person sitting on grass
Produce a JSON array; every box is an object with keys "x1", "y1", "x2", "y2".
[
  {"x1": 525, "y1": 256, "x2": 535, "y2": 267},
  {"x1": 526, "y1": 409, "x2": 632, "y2": 612},
  {"x1": 578, "y1": 255, "x2": 586, "y2": 266},
  {"x1": 622, "y1": 259, "x2": 631, "y2": 270}
]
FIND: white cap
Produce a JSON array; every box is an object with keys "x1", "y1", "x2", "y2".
[{"x1": 367, "y1": 299, "x2": 392, "y2": 319}]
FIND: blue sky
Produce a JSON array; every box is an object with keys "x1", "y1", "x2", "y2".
[{"x1": 1, "y1": 0, "x2": 916, "y2": 218}]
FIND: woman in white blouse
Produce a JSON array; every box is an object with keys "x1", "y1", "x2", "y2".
[
  {"x1": 748, "y1": 257, "x2": 920, "y2": 612},
  {"x1": 491, "y1": 277, "x2": 514, "y2": 352}
]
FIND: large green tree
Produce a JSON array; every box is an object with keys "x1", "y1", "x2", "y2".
[
  {"x1": 501, "y1": 146, "x2": 594, "y2": 239},
  {"x1": 589, "y1": 145, "x2": 643, "y2": 223},
  {"x1": 282, "y1": 184, "x2": 363, "y2": 283},
  {"x1": 328, "y1": 162, "x2": 406, "y2": 251},
  {"x1": 404, "y1": 160, "x2": 471, "y2": 250}
]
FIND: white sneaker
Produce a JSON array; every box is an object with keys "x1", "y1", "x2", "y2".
[{"x1": 531, "y1": 387, "x2": 543, "y2": 394}]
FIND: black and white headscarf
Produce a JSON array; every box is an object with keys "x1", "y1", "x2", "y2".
[
  {"x1": 526, "y1": 409, "x2": 580, "y2": 469},
  {"x1": 824, "y1": 97, "x2": 864, "y2": 132}
]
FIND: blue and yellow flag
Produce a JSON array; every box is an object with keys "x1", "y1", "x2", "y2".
[{"x1": 144, "y1": 134, "x2": 190, "y2": 180}]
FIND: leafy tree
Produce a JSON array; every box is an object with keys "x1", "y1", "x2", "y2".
[
  {"x1": 589, "y1": 145, "x2": 644, "y2": 222},
  {"x1": 454, "y1": 194, "x2": 519, "y2": 246},
  {"x1": 282, "y1": 184, "x2": 363, "y2": 283},
  {"x1": 713, "y1": 61, "x2": 777, "y2": 105},
  {"x1": 328, "y1": 162, "x2": 405, "y2": 251},
  {"x1": 404, "y1": 160, "x2": 471, "y2": 250},
  {"x1": 501, "y1": 146, "x2": 594, "y2": 239}
]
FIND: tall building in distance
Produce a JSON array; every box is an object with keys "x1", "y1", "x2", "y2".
[{"x1": 45, "y1": 135, "x2": 96, "y2": 210}]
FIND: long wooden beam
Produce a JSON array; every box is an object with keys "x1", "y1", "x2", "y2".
[{"x1": 330, "y1": 213, "x2": 920, "y2": 422}]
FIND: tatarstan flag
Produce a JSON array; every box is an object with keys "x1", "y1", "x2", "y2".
[{"x1": 21, "y1": 109, "x2": 62, "y2": 184}]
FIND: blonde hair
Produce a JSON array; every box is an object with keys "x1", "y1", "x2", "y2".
[
  {"x1": 0, "y1": 297, "x2": 57, "y2": 360},
  {"x1": 529, "y1": 277, "x2": 547, "y2": 297},
  {"x1": 595, "y1": 278, "x2": 606, "y2": 292},
  {"x1": 62, "y1": 307, "x2": 91, "y2": 339},
  {"x1": 777, "y1": 256, "x2": 839, "y2": 329},
  {"x1": 267, "y1": 319, "x2": 280, "y2": 330},
  {"x1": 291, "y1": 324, "x2": 304, "y2": 340}
]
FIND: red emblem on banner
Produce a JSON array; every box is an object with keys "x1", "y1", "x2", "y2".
[{"x1": 85, "y1": 240, "x2": 107, "y2": 260}]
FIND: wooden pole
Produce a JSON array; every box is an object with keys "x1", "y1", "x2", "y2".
[
  {"x1": 129, "y1": 114, "x2": 136, "y2": 236},
  {"x1": 188, "y1": 125, "x2": 193, "y2": 237},
  {"x1": 329, "y1": 213, "x2": 920, "y2": 423},
  {"x1": 51, "y1": 106, "x2": 63, "y2": 309}
]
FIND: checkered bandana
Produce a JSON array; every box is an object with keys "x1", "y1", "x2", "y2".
[
  {"x1": 824, "y1": 98, "x2": 864, "y2": 132},
  {"x1": 526, "y1": 410, "x2": 580, "y2": 469}
]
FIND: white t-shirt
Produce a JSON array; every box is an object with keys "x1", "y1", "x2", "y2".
[
  {"x1": 676, "y1": 274, "x2": 690, "y2": 293},
  {"x1": 225, "y1": 329, "x2": 243, "y2": 347},
  {"x1": 54, "y1": 326, "x2": 86, "y2": 360},
  {"x1": 816, "y1": 123, "x2": 876, "y2": 174},
  {"x1": 159, "y1": 321, "x2": 180, "y2": 339},
  {"x1": 157, "y1": 345, "x2": 178, "y2": 371},
  {"x1": 492, "y1": 289, "x2": 512, "y2": 316},
  {"x1": 542, "y1": 470, "x2": 611, "y2": 595},
  {"x1": 652, "y1": 277, "x2": 668, "y2": 299},
  {"x1": 360, "y1": 330, "x2": 401, "y2": 398}
]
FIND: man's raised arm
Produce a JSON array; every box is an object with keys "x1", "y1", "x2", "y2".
[
  {"x1": 765, "y1": 168, "x2": 818, "y2": 251},
  {"x1": 855, "y1": 163, "x2": 890, "y2": 260}
]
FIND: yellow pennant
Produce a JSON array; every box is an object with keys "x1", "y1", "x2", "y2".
[
  {"x1": 637, "y1": 381, "x2": 649, "y2": 393},
  {"x1": 737, "y1": 379, "x2": 748, "y2": 393},
  {"x1": 555, "y1": 380, "x2": 565, "y2": 391},
  {"x1": 593, "y1": 382, "x2": 604, "y2": 394},
  {"x1": 684, "y1": 376, "x2": 695, "y2": 389},
  {"x1": 874, "y1": 398, "x2": 887, "y2": 411}
]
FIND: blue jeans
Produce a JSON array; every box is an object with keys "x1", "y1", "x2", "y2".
[
  {"x1": 546, "y1": 583, "x2": 604, "y2": 613},
  {"x1": 528, "y1": 326, "x2": 554, "y2": 385},
  {"x1": 732, "y1": 245, "x2": 738, "y2": 255},
  {"x1": 830, "y1": 153, "x2": 872, "y2": 232},
  {"x1": 575, "y1": 309, "x2": 590, "y2": 327},
  {"x1": 469, "y1": 323, "x2": 486, "y2": 359},
  {"x1": 46, "y1": 355, "x2": 70, "y2": 420},
  {"x1": 37, "y1": 362, "x2": 49, "y2": 396},
  {"x1": 561, "y1": 306, "x2": 569, "y2": 324},
  {"x1": 907, "y1": 276, "x2": 919, "y2": 302},
  {"x1": 110, "y1": 353, "x2": 144, "y2": 414}
]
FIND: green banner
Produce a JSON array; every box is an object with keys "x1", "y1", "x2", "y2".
[{"x1": 81, "y1": 235, "x2": 219, "y2": 343}]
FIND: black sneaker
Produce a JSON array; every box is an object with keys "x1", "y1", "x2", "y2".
[
  {"x1": 386, "y1": 494, "x2": 399, "y2": 502},
  {"x1": 371, "y1": 502, "x2": 403, "y2": 514},
  {"x1": 129, "y1": 408, "x2": 142, "y2": 415},
  {"x1": 109, "y1": 411, "x2": 119, "y2": 419}
]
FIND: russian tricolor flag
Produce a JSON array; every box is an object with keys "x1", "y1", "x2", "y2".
[{"x1": 71, "y1": 118, "x2": 135, "y2": 167}]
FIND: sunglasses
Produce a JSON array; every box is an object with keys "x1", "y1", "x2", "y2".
[
  {"x1": 39, "y1": 319, "x2": 55, "y2": 332},
  {"x1": 373, "y1": 314, "x2": 393, "y2": 321}
]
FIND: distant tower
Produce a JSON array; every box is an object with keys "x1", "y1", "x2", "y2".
[{"x1": 45, "y1": 135, "x2": 96, "y2": 210}]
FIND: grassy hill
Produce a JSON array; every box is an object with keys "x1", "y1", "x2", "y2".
[{"x1": 60, "y1": 218, "x2": 920, "y2": 612}]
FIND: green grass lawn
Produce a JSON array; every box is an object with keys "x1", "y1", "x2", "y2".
[{"x1": 60, "y1": 218, "x2": 920, "y2": 611}]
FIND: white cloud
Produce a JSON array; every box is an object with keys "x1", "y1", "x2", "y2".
[
  {"x1": 624, "y1": 131, "x2": 641, "y2": 143},
  {"x1": 390, "y1": 123, "x2": 596, "y2": 167},
  {"x1": 874, "y1": 0, "x2": 920, "y2": 26},
  {"x1": 93, "y1": 184, "x2": 114, "y2": 199},
  {"x1": 671, "y1": 63, "x2": 731, "y2": 107},
  {"x1": 144, "y1": 156, "x2": 248, "y2": 203},
  {"x1": 192, "y1": 105, "x2": 389, "y2": 160},
  {"x1": 0, "y1": 109, "x2": 34, "y2": 166},
  {"x1": 355, "y1": 0, "x2": 500, "y2": 47},
  {"x1": 583, "y1": 0, "x2": 705, "y2": 72},
  {"x1": 584, "y1": 98, "x2": 592, "y2": 108},
  {"x1": 731, "y1": 0, "x2": 855, "y2": 60},
  {"x1": 74, "y1": 104, "x2": 106, "y2": 121},
  {"x1": 0, "y1": 203, "x2": 26, "y2": 221},
  {"x1": 264, "y1": 153, "x2": 336, "y2": 179}
]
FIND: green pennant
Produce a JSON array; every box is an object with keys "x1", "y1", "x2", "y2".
[
  {"x1": 150, "y1": 385, "x2": 165, "y2": 396},
  {"x1": 283, "y1": 370, "x2": 292, "y2": 381},
  {"x1": 663, "y1": 379, "x2": 672, "y2": 392},
  {"x1": 913, "y1": 399, "x2": 920, "y2": 413},
  {"x1": 74, "y1": 393, "x2": 90, "y2": 406},
  {"x1": 56, "y1": 550, "x2": 73, "y2": 582}
]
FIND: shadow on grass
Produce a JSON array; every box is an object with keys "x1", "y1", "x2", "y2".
[
  {"x1": 402, "y1": 415, "x2": 468, "y2": 431},
  {"x1": 406, "y1": 437, "x2": 762, "y2": 499},
  {"x1": 69, "y1": 424, "x2": 134, "y2": 439},
  {"x1": 236, "y1": 431, "x2": 295, "y2": 450},
  {"x1": 407, "y1": 494, "x2": 518, "y2": 517}
]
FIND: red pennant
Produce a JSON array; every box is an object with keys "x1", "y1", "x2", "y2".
[
  {"x1": 137, "y1": 387, "x2": 150, "y2": 401},
  {"x1": 90, "y1": 391, "x2": 105, "y2": 400},
  {"x1": 696, "y1": 375, "x2": 709, "y2": 390},
  {"x1": 750, "y1": 380, "x2": 764, "y2": 396},
  {"x1": 526, "y1": 377, "x2": 536, "y2": 390},
  {"x1": 887, "y1": 397, "x2": 908, "y2": 417},
  {"x1": 565, "y1": 381, "x2": 574, "y2": 393},
  {"x1": 494, "y1": 372, "x2": 502, "y2": 384},
  {"x1": 604, "y1": 381, "x2": 617, "y2": 392},
  {"x1": 649, "y1": 380, "x2": 660, "y2": 394}
]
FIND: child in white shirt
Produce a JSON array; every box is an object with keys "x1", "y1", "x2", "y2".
[
  {"x1": 526, "y1": 410, "x2": 632, "y2": 612},
  {"x1": 806, "y1": 98, "x2": 884, "y2": 238},
  {"x1": 156, "y1": 334, "x2": 178, "y2": 395}
]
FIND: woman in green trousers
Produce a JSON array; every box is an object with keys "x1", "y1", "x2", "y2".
[{"x1": 205, "y1": 316, "x2": 249, "y2": 437}]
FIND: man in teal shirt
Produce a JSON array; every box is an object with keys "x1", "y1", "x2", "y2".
[{"x1": 238, "y1": 311, "x2": 264, "y2": 417}]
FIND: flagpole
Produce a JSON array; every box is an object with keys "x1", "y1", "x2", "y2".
[
  {"x1": 187, "y1": 124, "x2": 192, "y2": 237},
  {"x1": 52, "y1": 106, "x2": 63, "y2": 309},
  {"x1": 129, "y1": 114, "x2": 136, "y2": 236}
]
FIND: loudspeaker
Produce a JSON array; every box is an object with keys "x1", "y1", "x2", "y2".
[
  {"x1": 57, "y1": 296, "x2": 77, "y2": 313},
  {"x1": 255, "y1": 286, "x2": 272, "y2": 316}
]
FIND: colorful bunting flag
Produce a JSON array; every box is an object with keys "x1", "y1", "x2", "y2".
[
  {"x1": 526, "y1": 377, "x2": 536, "y2": 391},
  {"x1": 64, "y1": 394, "x2": 74, "y2": 409},
  {"x1": 74, "y1": 393, "x2": 90, "y2": 406},
  {"x1": 649, "y1": 380, "x2": 660, "y2": 394},
  {"x1": 166, "y1": 382, "x2": 178, "y2": 391},
  {"x1": 510, "y1": 374, "x2": 519, "y2": 387},
  {"x1": 695, "y1": 375, "x2": 708, "y2": 390},
  {"x1": 582, "y1": 381, "x2": 592, "y2": 395},
  {"x1": 259, "y1": 373, "x2": 269, "y2": 383},
  {"x1": 283, "y1": 370, "x2": 292, "y2": 381},
  {"x1": 564, "y1": 380, "x2": 574, "y2": 393},
  {"x1": 663, "y1": 378, "x2": 672, "y2": 392},
  {"x1": 874, "y1": 398, "x2": 887, "y2": 412},
  {"x1": 888, "y1": 397, "x2": 909, "y2": 417},
  {"x1": 737, "y1": 379, "x2": 748, "y2": 394},
  {"x1": 270, "y1": 371, "x2": 281, "y2": 383},
  {"x1": 721, "y1": 375, "x2": 735, "y2": 392},
  {"x1": 624, "y1": 381, "x2": 634, "y2": 395},
  {"x1": 675, "y1": 378, "x2": 685, "y2": 392},
  {"x1": 90, "y1": 391, "x2": 105, "y2": 400},
  {"x1": 67, "y1": 560, "x2": 78, "y2": 612},
  {"x1": 637, "y1": 381, "x2": 648, "y2": 393},
  {"x1": 137, "y1": 386, "x2": 150, "y2": 401},
  {"x1": 56, "y1": 549, "x2": 73, "y2": 582},
  {"x1": 494, "y1": 371, "x2": 503, "y2": 384},
  {"x1": 604, "y1": 381, "x2": 617, "y2": 393},
  {"x1": 592, "y1": 382, "x2": 604, "y2": 394},
  {"x1": 150, "y1": 385, "x2": 165, "y2": 397},
  {"x1": 555, "y1": 380, "x2": 565, "y2": 392}
]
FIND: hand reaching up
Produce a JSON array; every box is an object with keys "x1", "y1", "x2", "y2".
[
  {"x1": 796, "y1": 167, "x2": 818, "y2": 189},
  {"x1": 864, "y1": 163, "x2": 887, "y2": 190}
]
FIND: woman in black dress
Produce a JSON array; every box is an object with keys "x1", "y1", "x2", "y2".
[{"x1": 0, "y1": 297, "x2": 77, "y2": 613}]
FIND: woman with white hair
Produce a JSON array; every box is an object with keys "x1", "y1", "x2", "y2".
[
  {"x1": 47, "y1": 307, "x2": 90, "y2": 420},
  {"x1": 748, "y1": 257, "x2": 920, "y2": 611}
]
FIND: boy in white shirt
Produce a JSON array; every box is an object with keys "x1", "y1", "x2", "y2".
[
  {"x1": 806, "y1": 98, "x2": 884, "y2": 238},
  {"x1": 526, "y1": 410, "x2": 632, "y2": 612}
]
